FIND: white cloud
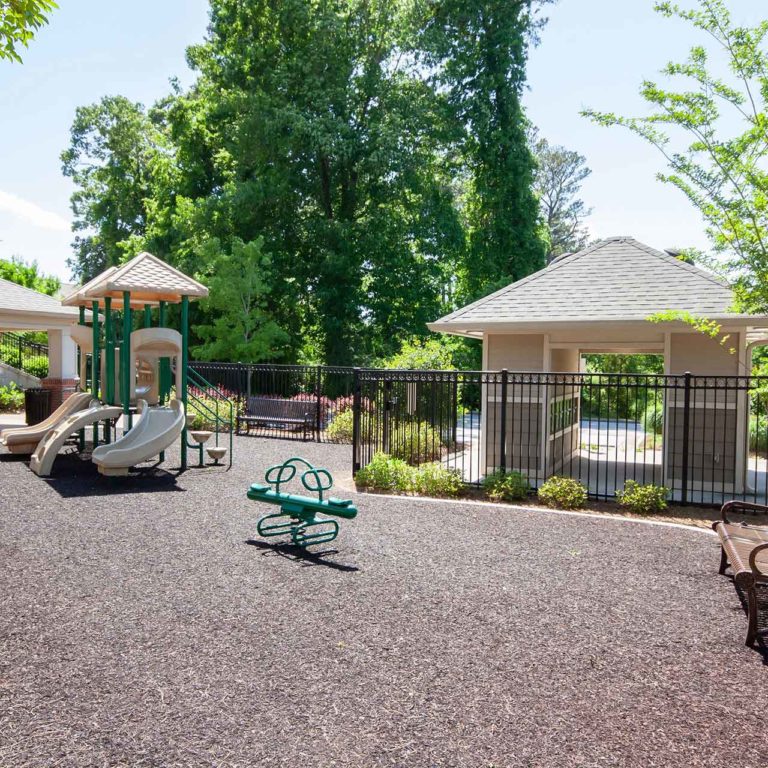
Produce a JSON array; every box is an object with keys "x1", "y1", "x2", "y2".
[{"x1": 0, "y1": 189, "x2": 71, "y2": 233}]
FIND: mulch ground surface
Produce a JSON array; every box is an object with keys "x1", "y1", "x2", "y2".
[{"x1": 1, "y1": 435, "x2": 766, "y2": 767}]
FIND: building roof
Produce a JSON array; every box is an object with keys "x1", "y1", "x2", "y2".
[
  {"x1": 62, "y1": 252, "x2": 208, "y2": 307},
  {"x1": 0, "y1": 276, "x2": 81, "y2": 325},
  {"x1": 429, "y1": 237, "x2": 756, "y2": 337}
]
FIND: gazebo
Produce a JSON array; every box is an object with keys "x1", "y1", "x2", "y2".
[
  {"x1": 429, "y1": 236, "x2": 768, "y2": 498},
  {"x1": 0, "y1": 277, "x2": 85, "y2": 407}
]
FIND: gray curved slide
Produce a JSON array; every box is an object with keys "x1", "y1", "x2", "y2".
[
  {"x1": 0, "y1": 391, "x2": 93, "y2": 454},
  {"x1": 92, "y1": 399, "x2": 185, "y2": 476},
  {"x1": 30, "y1": 404, "x2": 123, "y2": 476}
]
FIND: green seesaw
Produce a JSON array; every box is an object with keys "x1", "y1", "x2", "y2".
[{"x1": 247, "y1": 457, "x2": 357, "y2": 547}]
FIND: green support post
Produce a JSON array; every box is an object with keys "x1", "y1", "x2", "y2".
[
  {"x1": 91, "y1": 300, "x2": 100, "y2": 447},
  {"x1": 158, "y1": 300, "x2": 170, "y2": 403},
  {"x1": 122, "y1": 291, "x2": 132, "y2": 434},
  {"x1": 104, "y1": 297, "x2": 113, "y2": 442},
  {"x1": 158, "y1": 300, "x2": 167, "y2": 464},
  {"x1": 144, "y1": 303, "x2": 151, "y2": 328},
  {"x1": 78, "y1": 306, "x2": 86, "y2": 453},
  {"x1": 181, "y1": 295, "x2": 189, "y2": 470}
]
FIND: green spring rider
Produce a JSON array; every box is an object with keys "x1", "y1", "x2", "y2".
[{"x1": 248, "y1": 457, "x2": 357, "y2": 547}]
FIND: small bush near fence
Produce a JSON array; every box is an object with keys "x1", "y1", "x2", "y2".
[
  {"x1": 616, "y1": 480, "x2": 669, "y2": 515},
  {"x1": 413, "y1": 463, "x2": 462, "y2": 497},
  {"x1": 538, "y1": 476, "x2": 588, "y2": 509},
  {"x1": 355, "y1": 453, "x2": 415, "y2": 493},
  {"x1": 390, "y1": 421, "x2": 443, "y2": 464},
  {"x1": 327, "y1": 409, "x2": 354, "y2": 442},
  {"x1": 0, "y1": 383, "x2": 24, "y2": 412},
  {"x1": 355, "y1": 453, "x2": 462, "y2": 497},
  {"x1": 482, "y1": 470, "x2": 529, "y2": 502},
  {"x1": 21, "y1": 355, "x2": 49, "y2": 379}
]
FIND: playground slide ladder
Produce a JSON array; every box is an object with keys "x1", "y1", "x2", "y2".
[{"x1": 184, "y1": 366, "x2": 234, "y2": 469}]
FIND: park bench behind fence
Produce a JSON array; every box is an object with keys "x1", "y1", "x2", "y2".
[{"x1": 237, "y1": 397, "x2": 319, "y2": 440}]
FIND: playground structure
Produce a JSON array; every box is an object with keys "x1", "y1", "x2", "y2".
[
  {"x1": 92, "y1": 398, "x2": 186, "y2": 476},
  {"x1": 58, "y1": 252, "x2": 234, "y2": 474},
  {"x1": 0, "y1": 391, "x2": 92, "y2": 454},
  {"x1": 0, "y1": 251, "x2": 233, "y2": 477},
  {"x1": 248, "y1": 457, "x2": 358, "y2": 547}
]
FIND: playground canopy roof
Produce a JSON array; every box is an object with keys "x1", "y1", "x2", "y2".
[
  {"x1": 428, "y1": 236, "x2": 768, "y2": 338},
  {"x1": 62, "y1": 252, "x2": 208, "y2": 308}
]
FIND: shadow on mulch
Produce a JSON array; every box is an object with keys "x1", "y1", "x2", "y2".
[
  {"x1": 245, "y1": 538, "x2": 359, "y2": 572},
  {"x1": 0, "y1": 453, "x2": 28, "y2": 463},
  {"x1": 38, "y1": 452, "x2": 184, "y2": 498}
]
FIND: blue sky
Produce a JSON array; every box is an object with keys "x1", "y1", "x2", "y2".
[{"x1": 0, "y1": 0, "x2": 762, "y2": 279}]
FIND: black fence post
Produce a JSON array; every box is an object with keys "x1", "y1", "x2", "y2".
[
  {"x1": 681, "y1": 371, "x2": 692, "y2": 505},
  {"x1": 500, "y1": 368, "x2": 508, "y2": 473},
  {"x1": 315, "y1": 364, "x2": 322, "y2": 441},
  {"x1": 352, "y1": 367, "x2": 361, "y2": 473}
]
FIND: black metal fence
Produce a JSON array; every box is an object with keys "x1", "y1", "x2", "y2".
[
  {"x1": 0, "y1": 331, "x2": 49, "y2": 378},
  {"x1": 189, "y1": 362, "x2": 357, "y2": 442},
  {"x1": 190, "y1": 362, "x2": 768, "y2": 506},
  {"x1": 353, "y1": 368, "x2": 768, "y2": 507}
]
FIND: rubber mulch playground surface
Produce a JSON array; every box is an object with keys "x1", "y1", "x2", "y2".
[{"x1": 1, "y1": 435, "x2": 766, "y2": 767}]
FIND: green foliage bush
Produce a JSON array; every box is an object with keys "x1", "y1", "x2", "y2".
[
  {"x1": 354, "y1": 453, "x2": 415, "y2": 493},
  {"x1": 22, "y1": 355, "x2": 49, "y2": 379},
  {"x1": 538, "y1": 476, "x2": 588, "y2": 509},
  {"x1": 391, "y1": 421, "x2": 443, "y2": 464},
  {"x1": 327, "y1": 408, "x2": 354, "y2": 443},
  {"x1": 642, "y1": 401, "x2": 664, "y2": 436},
  {"x1": 355, "y1": 454, "x2": 462, "y2": 497},
  {"x1": 482, "y1": 470, "x2": 529, "y2": 502},
  {"x1": 616, "y1": 480, "x2": 669, "y2": 515},
  {"x1": 0, "y1": 383, "x2": 24, "y2": 412},
  {"x1": 412, "y1": 462, "x2": 462, "y2": 498}
]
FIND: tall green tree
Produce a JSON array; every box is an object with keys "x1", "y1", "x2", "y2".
[
  {"x1": 192, "y1": 237, "x2": 289, "y2": 362},
  {"x1": 417, "y1": 0, "x2": 550, "y2": 300},
  {"x1": 61, "y1": 95, "x2": 171, "y2": 280},
  {"x1": 584, "y1": 0, "x2": 768, "y2": 312},
  {"x1": 0, "y1": 0, "x2": 56, "y2": 62},
  {"x1": 182, "y1": 0, "x2": 463, "y2": 364},
  {"x1": 532, "y1": 136, "x2": 592, "y2": 259}
]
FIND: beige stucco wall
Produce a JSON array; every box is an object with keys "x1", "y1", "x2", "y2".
[
  {"x1": 667, "y1": 330, "x2": 743, "y2": 375},
  {"x1": 486, "y1": 334, "x2": 544, "y2": 371}
]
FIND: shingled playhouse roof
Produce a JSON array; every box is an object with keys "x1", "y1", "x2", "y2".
[
  {"x1": 428, "y1": 237, "x2": 766, "y2": 337},
  {"x1": 62, "y1": 252, "x2": 208, "y2": 307}
]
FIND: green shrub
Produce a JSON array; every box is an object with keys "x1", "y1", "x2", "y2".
[
  {"x1": 616, "y1": 480, "x2": 669, "y2": 515},
  {"x1": 390, "y1": 421, "x2": 443, "y2": 464},
  {"x1": 482, "y1": 470, "x2": 529, "y2": 502},
  {"x1": 22, "y1": 355, "x2": 48, "y2": 379},
  {"x1": 0, "y1": 382, "x2": 24, "y2": 412},
  {"x1": 538, "y1": 476, "x2": 588, "y2": 509},
  {"x1": 327, "y1": 408, "x2": 354, "y2": 443},
  {"x1": 355, "y1": 452, "x2": 414, "y2": 492},
  {"x1": 642, "y1": 400, "x2": 664, "y2": 436},
  {"x1": 412, "y1": 462, "x2": 462, "y2": 497}
]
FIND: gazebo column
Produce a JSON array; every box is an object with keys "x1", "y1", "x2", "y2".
[{"x1": 42, "y1": 328, "x2": 79, "y2": 411}]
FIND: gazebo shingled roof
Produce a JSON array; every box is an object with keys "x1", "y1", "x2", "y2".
[{"x1": 428, "y1": 237, "x2": 768, "y2": 338}]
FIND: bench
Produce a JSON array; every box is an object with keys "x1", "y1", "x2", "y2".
[
  {"x1": 236, "y1": 397, "x2": 318, "y2": 440},
  {"x1": 714, "y1": 501, "x2": 768, "y2": 647}
]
